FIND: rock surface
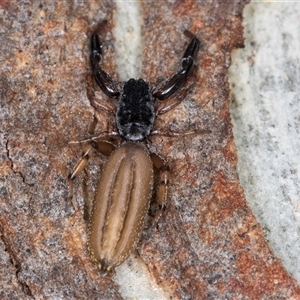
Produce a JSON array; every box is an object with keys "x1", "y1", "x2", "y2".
[{"x1": 0, "y1": 1, "x2": 299, "y2": 299}]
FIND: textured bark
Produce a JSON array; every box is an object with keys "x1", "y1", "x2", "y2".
[{"x1": 0, "y1": 0, "x2": 299, "y2": 299}]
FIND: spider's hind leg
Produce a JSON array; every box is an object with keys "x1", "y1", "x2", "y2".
[{"x1": 150, "y1": 152, "x2": 170, "y2": 222}]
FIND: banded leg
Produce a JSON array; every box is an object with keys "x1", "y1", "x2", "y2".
[
  {"x1": 150, "y1": 153, "x2": 170, "y2": 221},
  {"x1": 68, "y1": 145, "x2": 93, "y2": 210},
  {"x1": 83, "y1": 141, "x2": 116, "y2": 220},
  {"x1": 68, "y1": 140, "x2": 117, "y2": 210}
]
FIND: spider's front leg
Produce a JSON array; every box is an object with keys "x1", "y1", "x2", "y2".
[
  {"x1": 153, "y1": 32, "x2": 200, "y2": 103},
  {"x1": 90, "y1": 33, "x2": 120, "y2": 98}
]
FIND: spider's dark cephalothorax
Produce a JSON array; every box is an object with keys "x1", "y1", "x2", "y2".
[
  {"x1": 89, "y1": 32, "x2": 200, "y2": 141},
  {"x1": 116, "y1": 78, "x2": 155, "y2": 141}
]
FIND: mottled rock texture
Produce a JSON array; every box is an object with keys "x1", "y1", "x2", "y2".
[{"x1": 0, "y1": 1, "x2": 299, "y2": 299}]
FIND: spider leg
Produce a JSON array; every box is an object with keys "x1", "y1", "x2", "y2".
[
  {"x1": 151, "y1": 128, "x2": 211, "y2": 137},
  {"x1": 153, "y1": 34, "x2": 200, "y2": 101},
  {"x1": 155, "y1": 85, "x2": 188, "y2": 115},
  {"x1": 90, "y1": 33, "x2": 120, "y2": 98},
  {"x1": 68, "y1": 144, "x2": 93, "y2": 210},
  {"x1": 69, "y1": 131, "x2": 120, "y2": 144},
  {"x1": 68, "y1": 131, "x2": 118, "y2": 210},
  {"x1": 150, "y1": 153, "x2": 170, "y2": 222},
  {"x1": 68, "y1": 139, "x2": 118, "y2": 210},
  {"x1": 86, "y1": 74, "x2": 116, "y2": 114}
]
